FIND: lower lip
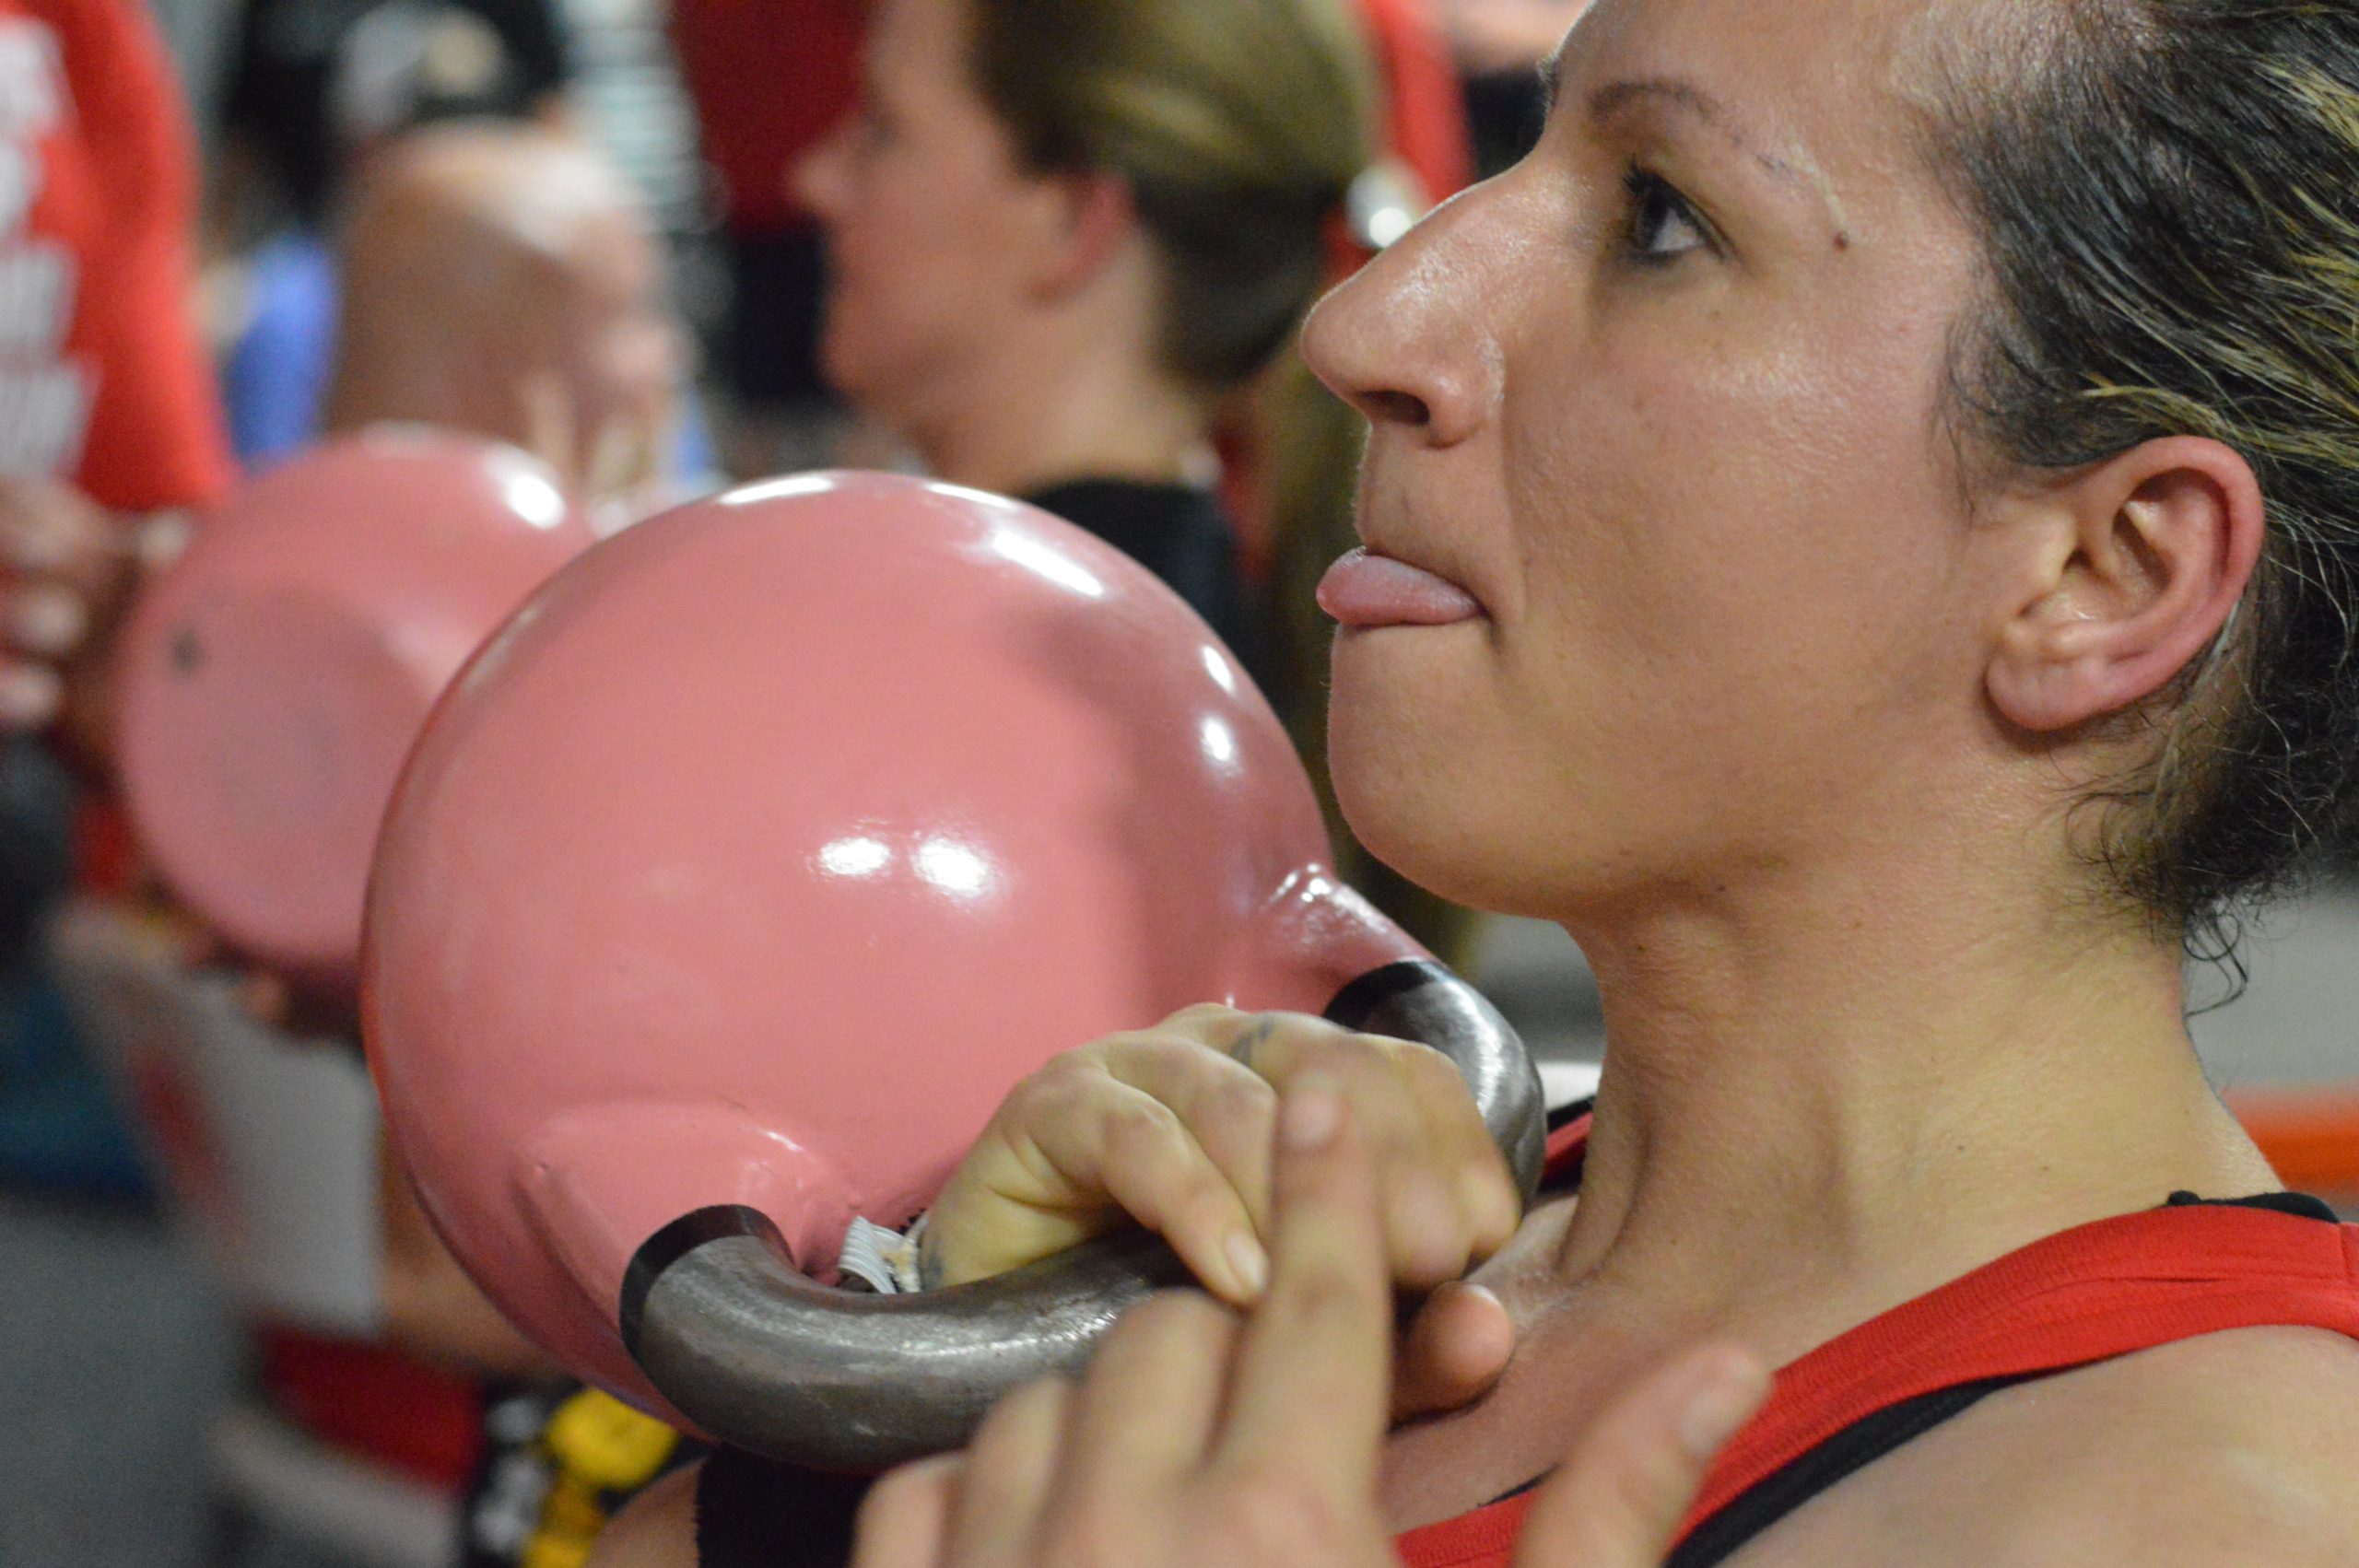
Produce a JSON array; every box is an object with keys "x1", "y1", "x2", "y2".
[{"x1": 1317, "y1": 549, "x2": 1485, "y2": 629}]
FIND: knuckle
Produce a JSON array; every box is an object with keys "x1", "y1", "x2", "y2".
[
  {"x1": 1164, "y1": 1001, "x2": 1242, "y2": 1031},
  {"x1": 1283, "y1": 1034, "x2": 1378, "y2": 1094},
  {"x1": 1200, "y1": 1071, "x2": 1280, "y2": 1135},
  {"x1": 1021, "y1": 1050, "x2": 1100, "y2": 1101},
  {"x1": 1262, "y1": 1259, "x2": 1373, "y2": 1328},
  {"x1": 1125, "y1": 1034, "x2": 1220, "y2": 1081},
  {"x1": 1400, "y1": 1042, "x2": 1473, "y2": 1098},
  {"x1": 1229, "y1": 1010, "x2": 1332, "y2": 1070},
  {"x1": 1206, "y1": 1480, "x2": 1344, "y2": 1561},
  {"x1": 1103, "y1": 1092, "x2": 1184, "y2": 1148}
]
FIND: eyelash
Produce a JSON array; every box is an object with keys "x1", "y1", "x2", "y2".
[{"x1": 1620, "y1": 167, "x2": 1714, "y2": 265}]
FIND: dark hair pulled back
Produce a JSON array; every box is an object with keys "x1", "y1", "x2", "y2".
[{"x1": 1933, "y1": 2, "x2": 2359, "y2": 942}]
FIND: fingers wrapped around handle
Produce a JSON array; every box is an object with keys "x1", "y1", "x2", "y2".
[{"x1": 619, "y1": 960, "x2": 1541, "y2": 1471}]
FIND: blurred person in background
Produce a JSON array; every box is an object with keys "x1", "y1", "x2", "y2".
[
  {"x1": 0, "y1": 0, "x2": 233, "y2": 1194},
  {"x1": 273, "y1": 123, "x2": 705, "y2": 1568},
  {"x1": 326, "y1": 120, "x2": 697, "y2": 518},
  {"x1": 795, "y1": 0, "x2": 1482, "y2": 965},
  {"x1": 166, "y1": 121, "x2": 704, "y2": 1568},
  {"x1": 667, "y1": 0, "x2": 862, "y2": 480},
  {"x1": 791, "y1": 0, "x2": 1383, "y2": 673},
  {"x1": 209, "y1": 0, "x2": 572, "y2": 469}
]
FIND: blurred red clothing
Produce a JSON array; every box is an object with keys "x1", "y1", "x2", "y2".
[
  {"x1": 0, "y1": 0, "x2": 230, "y2": 512},
  {"x1": 669, "y1": 0, "x2": 864, "y2": 234},
  {"x1": 1357, "y1": 0, "x2": 1476, "y2": 205}
]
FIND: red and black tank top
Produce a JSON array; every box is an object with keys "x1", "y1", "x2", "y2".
[
  {"x1": 1394, "y1": 1111, "x2": 2359, "y2": 1567},
  {"x1": 693, "y1": 1108, "x2": 2359, "y2": 1568}
]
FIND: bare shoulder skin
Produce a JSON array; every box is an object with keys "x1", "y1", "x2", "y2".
[{"x1": 1734, "y1": 1328, "x2": 2359, "y2": 1568}]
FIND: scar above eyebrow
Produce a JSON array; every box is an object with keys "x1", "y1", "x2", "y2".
[
  {"x1": 1588, "y1": 75, "x2": 1850, "y2": 236},
  {"x1": 1589, "y1": 77, "x2": 1799, "y2": 182}
]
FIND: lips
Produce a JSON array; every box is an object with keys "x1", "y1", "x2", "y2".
[{"x1": 1317, "y1": 548, "x2": 1484, "y2": 629}]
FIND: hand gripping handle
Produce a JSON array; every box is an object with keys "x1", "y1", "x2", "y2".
[{"x1": 617, "y1": 960, "x2": 1543, "y2": 1471}]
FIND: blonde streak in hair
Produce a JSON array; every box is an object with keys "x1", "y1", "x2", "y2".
[{"x1": 2067, "y1": 50, "x2": 2359, "y2": 907}]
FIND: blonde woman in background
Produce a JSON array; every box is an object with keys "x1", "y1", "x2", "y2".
[{"x1": 794, "y1": 0, "x2": 1483, "y2": 965}]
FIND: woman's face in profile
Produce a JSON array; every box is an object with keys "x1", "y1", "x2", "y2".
[
  {"x1": 1305, "y1": 0, "x2": 2019, "y2": 919},
  {"x1": 793, "y1": 0, "x2": 1051, "y2": 424}
]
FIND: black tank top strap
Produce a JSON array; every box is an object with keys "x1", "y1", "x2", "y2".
[
  {"x1": 1661, "y1": 1375, "x2": 2033, "y2": 1567},
  {"x1": 1658, "y1": 1191, "x2": 2345, "y2": 1568}
]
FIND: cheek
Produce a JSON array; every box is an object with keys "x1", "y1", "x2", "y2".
[
  {"x1": 1513, "y1": 304, "x2": 1966, "y2": 731},
  {"x1": 827, "y1": 160, "x2": 1022, "y2": 365}
]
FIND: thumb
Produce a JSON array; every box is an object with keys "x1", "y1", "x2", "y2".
[
  {"x1": 1511, "y1": 1344, "x2": 1770, "y2": 1568},
  {"x1": 1392, "y1": 1281, "x2": 1515, "y2": 1422}
]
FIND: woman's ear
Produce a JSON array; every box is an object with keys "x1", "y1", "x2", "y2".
[
  {"x1": 1986, "y1": 436, "x2": 2266, "y2": 733},
  {"x1": 1025, "y1": 169, "x2": 1141, "y2": 298}
]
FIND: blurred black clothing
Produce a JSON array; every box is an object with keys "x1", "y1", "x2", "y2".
[
  {"x1": 717, "y1": 228, "x2": 834, "y2": 411},
  {"x1": 0, "y1": 736, "x2": 74, "y2": 978},
  {"x1": 1462, "y1": 67, "x2": 1550, "y2": 181},
  {"x1": 1023, "y1": 479, "x2": 1265, "y2": 687},
  {"x1": 695, "y1": 1446, "x2": 869, "y2": 1568}
]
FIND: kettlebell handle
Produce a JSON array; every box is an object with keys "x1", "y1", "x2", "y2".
[{"x1": 618, "y1": 959, "x2": 1543, "y2": 1471}]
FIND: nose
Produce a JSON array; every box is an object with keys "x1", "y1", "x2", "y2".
[{"x1": 1300, "y1": 186, "x2": 1500, "y2": 450}]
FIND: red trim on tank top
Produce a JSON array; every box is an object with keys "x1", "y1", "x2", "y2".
[
  {"x1": 1396, "y1": 1117, "x2": 2359, "y2": 1568},
  {"x1": 1541, "y1": 1112, "x2": 1592, "y2": 1186}
]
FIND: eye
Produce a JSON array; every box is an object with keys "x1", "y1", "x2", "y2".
[{"x1": 1622, "y1": 168, "x2": 1713, "y2": 264}]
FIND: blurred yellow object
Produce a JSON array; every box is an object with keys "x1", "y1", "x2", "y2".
[
  {"x1": 543, "y1": 1388, "x2": 681, "y2": 1493},
  {"x1": 512, "y1": 1387, "x2": 685, "y2": 1568}
]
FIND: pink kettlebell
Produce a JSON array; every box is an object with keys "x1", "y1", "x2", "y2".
[
  {"x1": 362, "y1": 472, "x2": 1541, "y2": 1469},
  {"x1": 115, "y1": 428, "x2": 597, "y2": 989}
]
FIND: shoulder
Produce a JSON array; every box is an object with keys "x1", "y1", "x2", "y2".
[
  {"x1": 585, "y1": 1459, "x2": 701, "y2": 1568},
  {"x1": 1968, "y1": 1328, "x2": 2359, "y2": 1567}
]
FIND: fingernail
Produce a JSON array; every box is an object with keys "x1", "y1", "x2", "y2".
[
  {"x1": 11, "y1": 587, "x2": 84, "y2": 656},
  {"x1": 1226, "y1": 1232, "x2": 1270, "y2": 1298},
  {"x1": 1281, "y1": 1077, "x2": 1344, "y2": 1151},
  {"x1": 1676, "y1": 1358, "x2": 1770, "y2": 1462}
]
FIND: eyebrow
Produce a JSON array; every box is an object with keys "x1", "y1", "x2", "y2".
[
  {"x1": 1589, "y1": 77, "x2": 1736, "y2": 137},
  {"x1": 1556, "y1": 65, "x2": 1835, "y2": 226}
]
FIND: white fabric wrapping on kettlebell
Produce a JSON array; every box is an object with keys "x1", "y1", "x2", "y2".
[{"x1": 838, "y1": 1214, "x2": 928, "y2": 1294}]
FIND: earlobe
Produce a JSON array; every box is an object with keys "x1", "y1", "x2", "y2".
[{"x1": 1985, "y1": 438, "x2": 2265, "y2": 735}]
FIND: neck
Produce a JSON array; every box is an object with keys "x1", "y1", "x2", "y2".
[
  {"x1": 901, "y1": 333, "x2": 1212, "y2": 499},
  {"x1": 1547, "y1": 851, "x2": 2275, "y2": 1345}
]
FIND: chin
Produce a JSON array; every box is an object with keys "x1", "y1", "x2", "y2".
[
  {"x1": 1328, "y1": 685, "x2": 1505, "y2": 915},
  {"x1": 1327, "y1": 647, "x2": 1606, "y2": 921}
]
